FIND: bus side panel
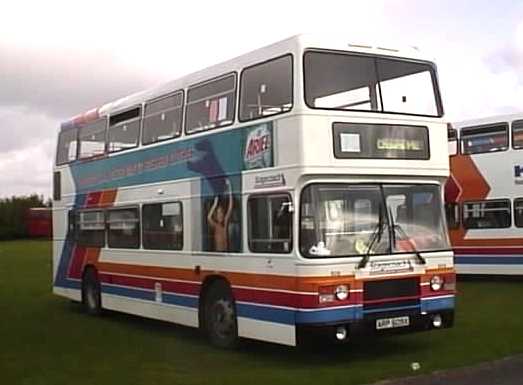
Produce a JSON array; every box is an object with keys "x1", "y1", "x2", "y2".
[
  {"x1": 237, "y1": 318, "x2": 296, "y2": 346},
  {"x1": 53, "y1": 165, "x2": 83, "y2": 300},
  {"x1": 102, "y1": 293, "x2": 199, "y2": 328}
]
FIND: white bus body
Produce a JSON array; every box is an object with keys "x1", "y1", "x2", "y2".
[{"x1": 53, "y1": 35, "x2": 455, "y2": 347}]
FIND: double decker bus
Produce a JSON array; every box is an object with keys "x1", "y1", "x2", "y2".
[
  {"x1": 53, "y1": 35, "x2": 455, "y2": 347},
  {"x1": 446, "y1": 114, "x2": 523, "y2": 275}
]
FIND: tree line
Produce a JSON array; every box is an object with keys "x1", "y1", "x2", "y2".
[{"x1": 0, "y1": 195, "x2": 50, "y2": 240}]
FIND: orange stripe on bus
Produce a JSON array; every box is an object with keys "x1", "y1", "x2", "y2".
[
  {"x1": 92, "y1": 260, "x2": 453, "y2": 293},
  {"x1": 100, "y1": 189, "x2": 118, "y2": 207}
]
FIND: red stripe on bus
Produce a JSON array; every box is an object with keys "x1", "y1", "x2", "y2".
[{"x1": 99, "y1": 273, "x2": 200, "y2": 296}]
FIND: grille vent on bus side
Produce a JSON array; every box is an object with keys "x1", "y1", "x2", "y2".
[{"x1": 363, "y1": 278, "x2": 419, "y2": 301}]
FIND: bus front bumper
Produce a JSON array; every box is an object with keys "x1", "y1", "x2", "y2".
[{"x1": 297, "y1": 309, "x2": 455, "y2": 343}]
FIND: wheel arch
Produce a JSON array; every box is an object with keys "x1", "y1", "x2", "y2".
[{"x1": 198, "y1": 274, "x2": 234, "y2": 329}]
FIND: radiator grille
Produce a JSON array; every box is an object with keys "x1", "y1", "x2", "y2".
[{"x1": 364, "y1": 277, "x2": 419, "y2": 302}]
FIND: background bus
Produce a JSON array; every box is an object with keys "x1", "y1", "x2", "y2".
[
  {"x1": 446, "y1": 114, "x2": 523, "y2": 275},
  {"x1": 53, "y1": 35, "x2": 455, "y2": 348},
  {"x1": 26, "y1": 207, "x2": 52, "y2": 238}
]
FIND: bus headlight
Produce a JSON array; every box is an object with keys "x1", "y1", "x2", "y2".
[
  {"x1": 319, "y1": 284, "x2": 350, "y2": 303},
  {"x1": 335, "y1": 285, "x2": 349, "y2": 300},
  {"x1": 430, "y1": 275, "x2": 444, "y2": 291}
]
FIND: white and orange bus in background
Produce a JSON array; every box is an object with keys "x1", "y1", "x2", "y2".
[
  {"x1": 446, "y1": 114, "x2": 523, "y2": 275},
  {"x1": 52, "y1": 35, "x2": 455, "y2": 348}
]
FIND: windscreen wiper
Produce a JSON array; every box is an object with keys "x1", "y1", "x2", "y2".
[
  {"x1": 389, "y1": 207, "x2": 426, "y2": 265},
  {"x1": 358, "y1": 205, "x2": 384, "y2": 269}
]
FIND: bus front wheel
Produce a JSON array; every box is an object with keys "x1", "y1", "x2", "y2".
[
  {"x1": 82, "y1": 267, "x2": 102, "y2": 316},
  {"x1": 204, "y1": 281, "x2": 238, "y2": 349}
]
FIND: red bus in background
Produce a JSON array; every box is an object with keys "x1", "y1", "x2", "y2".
[{"x1": 26, "y1": 208, "x2": 52, "y2": 238}]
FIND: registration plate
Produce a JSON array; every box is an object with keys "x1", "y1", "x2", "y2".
[{"x1": 376, "y1": 316, "x2": 410, "y2": 330}]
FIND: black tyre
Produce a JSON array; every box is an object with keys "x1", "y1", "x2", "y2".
[
  {"x1": 203, "y1": 281, "x2": 238, "y2": 349},
  {"x1": 82, "y1": 268, "x2": 102, "y2": 316}
]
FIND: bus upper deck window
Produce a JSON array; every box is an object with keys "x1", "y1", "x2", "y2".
[
  {"x1": 56, "y1": 127, "x2": 78, "y2": 165},
  {"x1": 239, "y1": 55, "x2": 293, "y2": 122},
  {"x1": 78, "y1": 119, "x2": 107, "y2": 160},
  {"x1": 185, "y1": 74, "x2": 237, "y2": 134},
  {"x1": 143, "y1": 92, "x2": 183, "y2": 145}
]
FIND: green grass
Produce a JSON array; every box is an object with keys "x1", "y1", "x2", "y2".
[{"x1": 1, "y1": 240, "x2": 523, "y2": 385}]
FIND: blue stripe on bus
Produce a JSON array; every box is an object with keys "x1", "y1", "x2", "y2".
[
  {"x1": 237, "y1": 304, "x2": 364, "y2": 325},
  {"x1": 236, "y1": 303, "x2": 296, "y2": 325},
  {"x1": 295, "y1": 306, "x2": 363, "y2": 324},
  {"x1": 96, "y1": 284, "x2": 453, "y2": 325},
  {"x1": 102, "y1": 284, "x2": 155, "y2": 301},
  {"x1": 101, "y1": 285, "x2": 200, "y2": 308},
  {"x1": 455, "y1": 256, "x2": 523, "y2": 265},
  {"x1": 421, "y1": 296, "x2": 455, "y2": 312},
  {"x1": 97, "y1": 283, "x2": 366, "y2": 325},
  {"x1": 55, "y1": 279, "x2": 81, "y2": 290},
  {"x1": 162, "y1": 293, "x2": 198, "y2": 308}
]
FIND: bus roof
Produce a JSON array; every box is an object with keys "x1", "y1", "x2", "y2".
[
  {"x1": 453, "y1": 112, "x2": 523, "y2": 129},
  {"x1": 60, "y1": 34, "x2": 433, "y2": 131}
]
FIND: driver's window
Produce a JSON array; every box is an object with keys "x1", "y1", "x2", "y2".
[{"x1": 248, "y1": 194, "x2": 293, "y2": 253}]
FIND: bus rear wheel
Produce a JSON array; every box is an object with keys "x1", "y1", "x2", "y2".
[
  {"x1": 204, "y1": 281, "x2": 238, "y2": 349},
  {"x1": 82, "y1": 268, "x2": 102, "y2": 316}
]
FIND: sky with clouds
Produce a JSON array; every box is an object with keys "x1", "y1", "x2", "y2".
[{"x1": 1, "y1": 0, "x2": 522, "y2": 199}]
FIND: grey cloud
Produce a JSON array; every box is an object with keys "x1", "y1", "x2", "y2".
[
  {"x1": 0, "y1": 106, "x2": 57, "y2": 154},
  {"x1": 0, "y1": 43, "x2": 164, "y2": 198},
  {"x1": 1, "y1": 43, "x2": 160, "y2": 120},
  {"x1": 0, "y1": 143, "x2": 53, "y2": 198}
]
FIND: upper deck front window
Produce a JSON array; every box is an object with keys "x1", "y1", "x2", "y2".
[{"x1": 304, "y1": 51, "x2": 442, "y2": 117}]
